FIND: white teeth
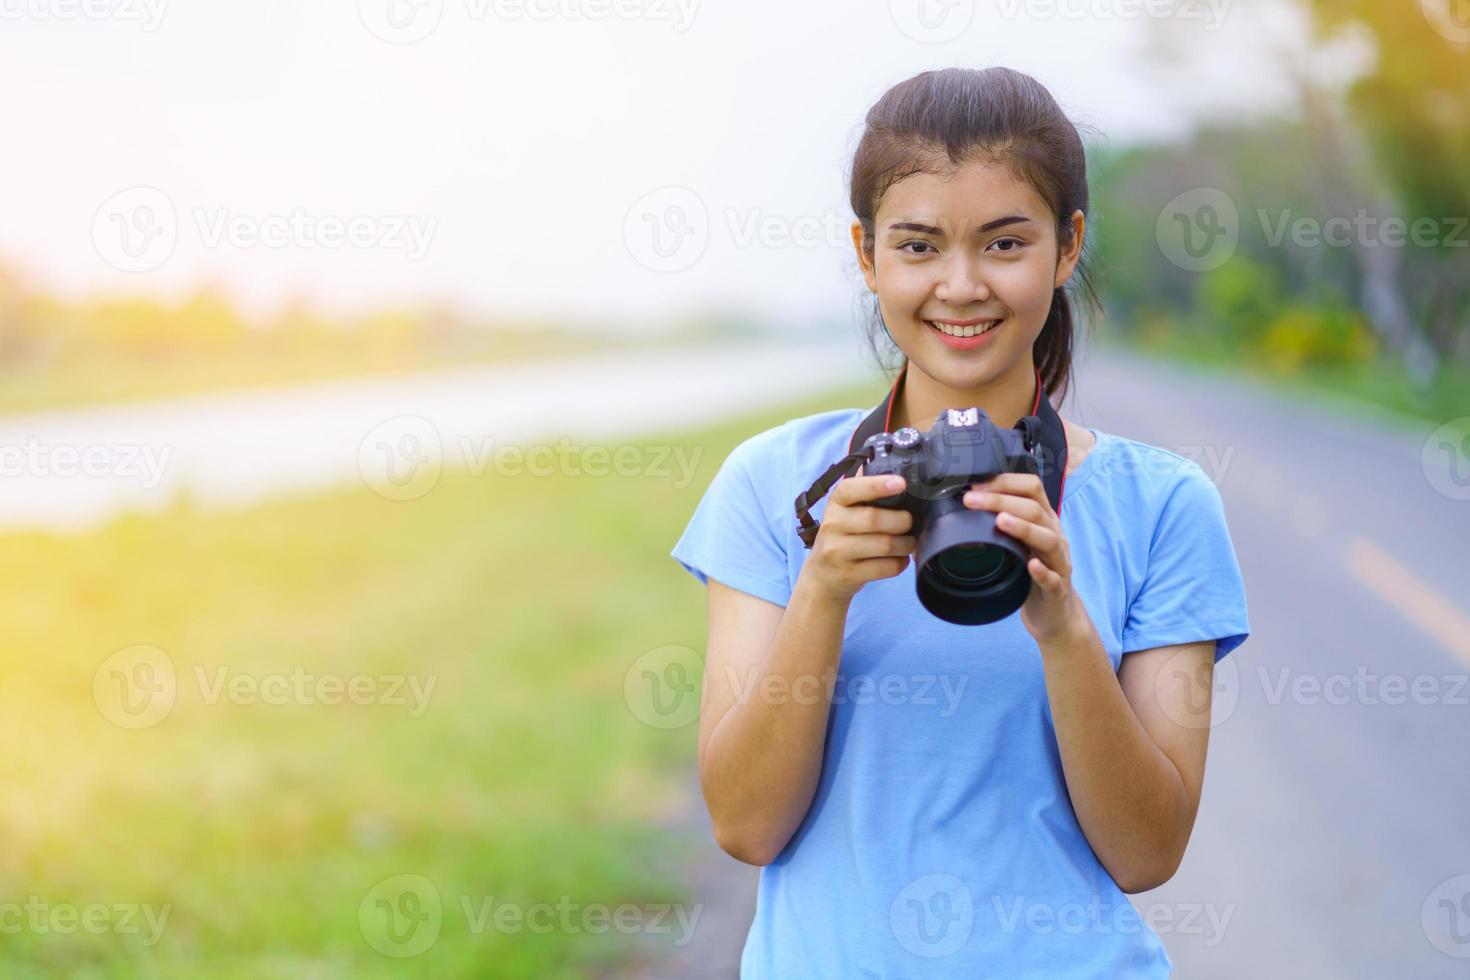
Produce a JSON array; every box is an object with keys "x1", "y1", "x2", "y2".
[{"x1": 928, "y1": 319, "x2": 1000, "y2": 338}]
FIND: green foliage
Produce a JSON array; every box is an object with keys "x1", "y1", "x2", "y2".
[
  {"x1": 1193, "y1": 254, "x2": 1288, "y2": 349},
  {"x1": 1259, "y1": 301, "x2": 1378, "y2": 373},
  {"x1": 1304, "y1": 0, "x2": 1470, "y2": 226}
]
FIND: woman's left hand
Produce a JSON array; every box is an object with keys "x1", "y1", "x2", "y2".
[{"x1": 962, "y1": 473, "x2": 1087, "y2": 646}]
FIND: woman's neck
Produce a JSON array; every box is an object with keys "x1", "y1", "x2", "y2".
[{"x1": 890, "y1": 359, "x2": 1039, "y2": 434}]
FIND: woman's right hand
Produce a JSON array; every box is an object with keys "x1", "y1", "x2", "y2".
[{"x1": 800, "y1": 470, "x2": 916, "y2": 604}]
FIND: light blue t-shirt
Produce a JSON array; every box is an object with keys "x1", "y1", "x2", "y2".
[{"x1": 669, "y1": 406, "x2": 1251, "y2": 979}]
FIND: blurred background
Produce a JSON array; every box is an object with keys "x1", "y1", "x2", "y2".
[{"x1": 0, "y1": 0, "x2": 1466, "y2": 976}]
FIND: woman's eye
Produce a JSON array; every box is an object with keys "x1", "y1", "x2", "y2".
[
  {"x1": 898, "y1": 240, "x2": 936, "y2": 255},
  {"x1": 989, "y1": 237, "x2": 1024, "y2": 253}
]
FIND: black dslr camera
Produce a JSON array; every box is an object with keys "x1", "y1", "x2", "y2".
[{"x1": 861, "y1": 408, "x2": 1045, "y2": 625}]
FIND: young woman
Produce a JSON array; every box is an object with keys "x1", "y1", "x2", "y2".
[{"x1": 670, "y1": 66, "x2": 1250, "y2": 977}]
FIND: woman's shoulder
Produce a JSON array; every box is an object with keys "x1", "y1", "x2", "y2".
[
  {"x1": 1076, "y1": 425, "x2": 1224, "y2": 510},
  {"x1": 724, "y1": 407, "x2": 867, "y2": 481}
]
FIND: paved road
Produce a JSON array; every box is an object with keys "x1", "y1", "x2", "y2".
[
  {"x1": 648, "y1": 343, "x2": 1470, "y2": 977},
  {"x1": 0, "y1": 337, "x2": 871, "y2": 531},
  {"x1": 1081, "y1": 347, "x2": 1470, "y2": 978}
]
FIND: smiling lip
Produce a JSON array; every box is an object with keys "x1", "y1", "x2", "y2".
[
  {"x1": 928, "y1": 316, "x2": 1002, "y2": 326},
  {"x1": 926, "y1": 317, "x2": 1003, "y2": 350}
]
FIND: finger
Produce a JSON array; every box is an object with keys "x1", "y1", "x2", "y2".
[
  {"x1": 1028, "y1": 556, "x2": 1063, "y2": 593},
  {"x1": 838, "y1": 532, "x2": 916, "y2": 560},
  {"x1": 848, "y1": 505, "x2": 913, "y2": 535},
  {"x1": 972, "y1": 472, "x2": 1050, "y2": 510},
  {"x1": 963, "y1": 489, "x2": 1048, "y2": 526},
  {"x1": 992, "y1": 513, "x2": 1059, "y2": 553},
  {"x1": 832, "y1": 474, "x2": 907, "y2": 507},
  {"x1": 825, "y1": 501, "x2": 912, "y2": 536},
  {"x1": 855, "y1": 554, "x2": 910, "y2": 578}
]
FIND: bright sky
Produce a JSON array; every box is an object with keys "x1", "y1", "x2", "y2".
[{"x1": 0, "y1": 0, "x2": 1331, "y2": 332}]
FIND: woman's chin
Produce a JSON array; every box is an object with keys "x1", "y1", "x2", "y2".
[{"x1": 905, "y1": 347, "x2": 1010, "y2": 388}]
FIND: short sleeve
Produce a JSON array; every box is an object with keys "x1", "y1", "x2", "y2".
[
  {"x1": 669, "y1": 430, "x2": 793, "y2": 608},
  {"x1": 1121, "y1": 462, "x2": 1251, "y2": 662}
]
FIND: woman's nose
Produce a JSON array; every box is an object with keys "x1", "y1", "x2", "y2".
[{"x1": 934, "y1": 252, "x2": 992, "y2": 304}]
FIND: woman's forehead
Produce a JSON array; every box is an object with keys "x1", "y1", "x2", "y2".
[{"x1": 877, "y1": 163, "x2": 1043, "y2": 220}]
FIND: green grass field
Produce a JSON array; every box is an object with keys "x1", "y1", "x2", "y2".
[{"x1": 0, "y1": 376, "x2": 885, "y2": 979}]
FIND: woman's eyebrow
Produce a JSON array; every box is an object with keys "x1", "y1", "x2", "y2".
[{"x1": 887, "y1": 215, "x2": 1033, "y2": 235}]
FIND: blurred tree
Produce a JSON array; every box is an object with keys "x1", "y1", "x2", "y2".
[
  {"x1": 175, "y1": 289, "x2": 250, "y2": 353},
  {"x1": 1299, "y1": 0, "x2": 1470, "y2": 375}
]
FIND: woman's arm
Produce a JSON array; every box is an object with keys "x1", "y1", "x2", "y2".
[
  {"x1": 697, "y1": 576, "x2": 853, "y2": 866},
  {"x1": 697, "y1": 472, "x2": 915, "y2": 866},
  {"x1": 1039, "y1": 619, "x2": 1216, "y2": 893},
  {"x1": 961, "y1": 471, "x2": 1218, "y2": 893}
]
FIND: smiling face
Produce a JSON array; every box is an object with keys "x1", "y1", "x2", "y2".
[{"x1": 852, "y1": 158, "x2": 1085, "y2": 395}]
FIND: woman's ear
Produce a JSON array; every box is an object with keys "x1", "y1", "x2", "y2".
[
  {"x1": 851, "y1": 221, "x2": 877, "y2": 292},
  {"x1": 1053, "y1": 210, "x2": 1086, "y2": 289}
]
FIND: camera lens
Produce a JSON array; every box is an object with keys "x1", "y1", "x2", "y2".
[
  {"x1": 911, "y1": 493, "x2": 1032, "y2": 625},
  {"x1": 933, "y1": 544, "x2": 1013, "y2": 587}
]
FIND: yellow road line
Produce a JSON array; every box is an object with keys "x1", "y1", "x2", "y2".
[{"x1": 1347, "y1": 537, "x2": 1470, "y2": 668}]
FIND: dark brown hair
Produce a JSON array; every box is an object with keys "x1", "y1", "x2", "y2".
[{"x1": 848, "y1": 66, "x2": 1101, "y2": 404}]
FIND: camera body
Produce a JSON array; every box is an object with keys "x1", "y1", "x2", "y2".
[
  {"x1": 859, "y1": 408, "x2": 1044, "y2": 625},
  {"x1": 861, "y1": 406, "x2": 1042, "y2": 512}
]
